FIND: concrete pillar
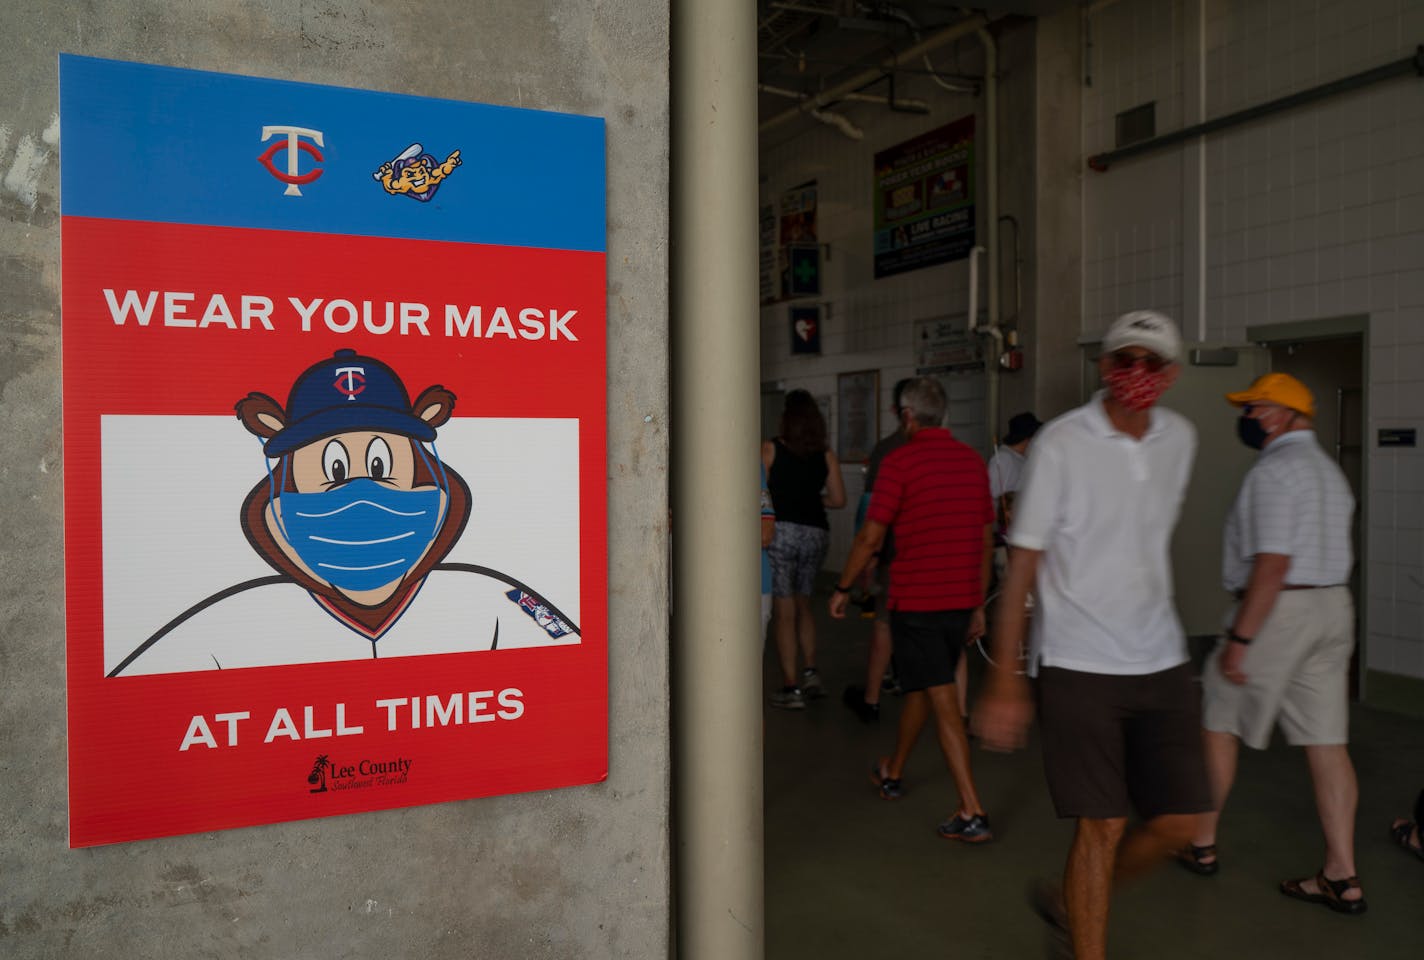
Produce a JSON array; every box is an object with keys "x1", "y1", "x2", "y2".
[{"x1": 670, "y1": 0, "x2": 763, "y2": 957}]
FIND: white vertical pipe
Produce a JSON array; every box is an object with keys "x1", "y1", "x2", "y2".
[
  {"x1": 976, "y1": 27, "x2": 1002, "y2": 447},
  {"x1": 671, "y1": 0, "x2": 763, "y2": 957}
]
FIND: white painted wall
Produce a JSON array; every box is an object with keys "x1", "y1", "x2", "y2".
[{"x1": 1081, "y1": 0, "x2": 1424, "y2": 679}]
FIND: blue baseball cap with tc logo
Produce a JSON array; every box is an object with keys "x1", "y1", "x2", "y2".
[{"x1": 261, "y1": 349, "x2": 437, "y2": 458}]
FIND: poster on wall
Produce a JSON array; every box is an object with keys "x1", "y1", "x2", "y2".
[
  {"x1": 873, "y1": 116, "x2": 975, "y2": 279},
  {"x1": 790, "y1": 305, "x2": 821, "y2": 354},
  {"x1": 60, "y1": 55, "x2": 607, "y2": 847},
  {"x1": 914, "y1": 316, "x2": 982, "y2": 374},
  {"x1": 759, "y1": 203, "x2": 778, "y2": 304},
  {"x1": 836, "y1": 370, "x2": 879, "y2": 462}
]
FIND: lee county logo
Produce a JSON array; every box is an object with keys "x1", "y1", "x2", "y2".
[{"x1": 307, "y1": 754, "x2": 413, "y2": 793}]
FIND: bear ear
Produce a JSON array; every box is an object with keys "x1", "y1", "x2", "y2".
[
  {"x1": 235, "y1": 392, "x2": 287, "y2": 439},
  {"x1": 412, "y1": 385, "x2": 456, "y2": 428}
]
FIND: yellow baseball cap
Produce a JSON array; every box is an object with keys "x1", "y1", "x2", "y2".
[{"x1": 1225, "y1": 372, "x2": 1315, "y2": 418}]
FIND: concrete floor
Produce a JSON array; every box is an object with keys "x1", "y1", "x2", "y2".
[{"x1": 764, "y1": 597, "x2": 1424, "y2": 958}]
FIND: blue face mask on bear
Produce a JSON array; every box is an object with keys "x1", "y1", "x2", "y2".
[{"x1": 266, "y1": 446, "x2": 448, "y2": 593}]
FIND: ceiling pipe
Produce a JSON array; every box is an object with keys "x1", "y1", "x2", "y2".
[
  {"x1": 759, "y1": 12, "x2": 988, "y2": 134},
  {"x1": 810, "y1": 107, "x2": 865, "y2": 139},
  {"x1": 758, "y1": 82, "x2": 928, "y2": 111}
]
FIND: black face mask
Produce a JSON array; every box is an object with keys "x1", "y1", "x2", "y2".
[{"x1": 1237, "y1": 413, "x2": 1268, "y2": 450}]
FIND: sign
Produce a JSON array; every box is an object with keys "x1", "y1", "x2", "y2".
[
  {"x1": 790, "y1": 305, "x2": 821, "y2": 355},
  {"x1": 786, "y1": 244, "x2": 821, "y2": 297},
  {"x1": 758, "y1": 204, "x2": 777, "y2": 304},
  {"x1": 873, "y1": 116, "x2": 975, "y2": 279},
  {"x1": 836, "y1": 370, "x2": 879, "y2": 462},
  {"x1": 914, "y1": 316, "x2": 981, "y2": 374},
  {"x1": 60, "y1": 56, "x2": 607, "y2": 846},
  {"x1": 1378, "y1": 428, "x2": 1416, "y2": 447}
]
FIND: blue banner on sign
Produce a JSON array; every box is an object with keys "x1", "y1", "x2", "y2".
[{"x1": 59, "y1": 55, "x2": 606, "y2": 252}]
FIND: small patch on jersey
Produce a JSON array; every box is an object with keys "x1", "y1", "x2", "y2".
[{"x1": 505, "y1": 589, "x2": 574, "y2": 638}]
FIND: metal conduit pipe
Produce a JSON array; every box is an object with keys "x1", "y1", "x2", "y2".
[
  {"x1": 1089, "y1": 45, "x2": 1424, "y2": 171},
  {"x1": 759, "y1": 13, "x2": 988, "y2": 135},
  {"x1": 758, "y1": 82, "x2": 930, "y2": 111},
  {"x1": 969, "y1": 26, "x2": 1002, "y2": 448}
]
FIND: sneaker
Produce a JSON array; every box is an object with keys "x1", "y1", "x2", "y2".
[
  {"x1": 937, "y1": 812, "x2": 993, "y2": 843},
  {"x1": 841, "y1": 685, "x2": 880, "y2": 724},
  {"x1": 800, "y1": 668, "x2": 825, "y2": 699},
  {"x1": 868, "y1": 757, "x2": 903, "y2": 800},
  {"x1": 770, "y1": 686, "x2": 805, "y2": 710}
]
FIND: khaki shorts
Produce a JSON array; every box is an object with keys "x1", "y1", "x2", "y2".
[{"x1": 1202, "y1": 586, "x2": 1354, "y2": 750}]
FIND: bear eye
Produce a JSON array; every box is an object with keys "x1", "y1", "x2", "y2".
[
  {"x1": 322, "y1": 440, "x2": 350, "y2": 483},
  {"x1": 366, "y1": 437, "x2": 393, "y2": 480}
]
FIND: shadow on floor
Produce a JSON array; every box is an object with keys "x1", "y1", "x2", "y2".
[{"x1": 764, "y1": 593, "x2": 1424, "y2": 959}]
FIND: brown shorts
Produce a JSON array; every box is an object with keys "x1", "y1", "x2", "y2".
[{"x1": 1038, "y1": 663, "x2": 1210, "y2": 820}]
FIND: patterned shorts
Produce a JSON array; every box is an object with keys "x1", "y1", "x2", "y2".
[{"x1": 768, "y1": 521, "x2": 829, "y2": 597}]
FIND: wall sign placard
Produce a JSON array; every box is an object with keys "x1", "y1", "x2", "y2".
[
  {"x1": 790, "y1": 305, "x2": 821, "y2": 354},
  {"x1": 60, "y1": 55, "x2": 607, "y2": 847},
  {"x1": 836, "y1": 370, "x2": 879, "y2": 463},
  {"x1": 873, "y1": 116, "x2": 975, "y2": 278}
]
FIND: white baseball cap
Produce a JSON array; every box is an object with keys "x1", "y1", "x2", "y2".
[{"x1": 1101, "y1": 310, "x2": 1182, "y2": 363}]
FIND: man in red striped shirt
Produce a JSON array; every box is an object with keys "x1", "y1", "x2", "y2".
[{"x1": 830, "y1": 377, "x2": 996, "y2": 842}]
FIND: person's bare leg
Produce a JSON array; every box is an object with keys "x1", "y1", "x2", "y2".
[
  {"x1": 924, "y1": 682, "x2": 982, "y2": 815},
  {"x1": 886, "y1": 690, "x2": 928, "y2": 779},
  {"x1": 1116, "y1": 813, "x2": 1197, "y2": 883},
  {"x1": 1189, "y1": 730, "x2": 1240, "y2": 862},
  {"x1": 1064, "y1": 817, "x2": 1126, "y2": 960},
  {"x1": 772, "y1": 596, "x2": 798, "y2": 687},
  {"x1": 1298, "y1": 744, "x2": 1362, "y2": 902},
  {"x1": 862, "y1": 619, "x2": 892, "y2": 706},
  {"x1": 793, "y1": 593, "x2": 817, "y2": 670}
]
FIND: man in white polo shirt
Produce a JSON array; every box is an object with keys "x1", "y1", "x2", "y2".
[
  {"x1": 976, "y1": 310, "x2": 1208, "y2": 960},
  {"x1": 1179, "y1": 373, "x2": 1365, "y2": 915}
]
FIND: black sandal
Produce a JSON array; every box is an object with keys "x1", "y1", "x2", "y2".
[
  {"x1": 1280, "y1": 871, "x2": 1367, "y2": 915},
  {"x1": 1175, "y1": 843, "x2": 1219, "y2": 876},
  {"x1": 1390, "y1": 819, "x2": 1424, "y2": 863}
]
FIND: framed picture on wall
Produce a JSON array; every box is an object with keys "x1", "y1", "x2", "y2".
[
  {"x1": 836, "y1": 369, "x2": 879, "y2": 462},
  {"x1": 790, "y1": 305, "x2": 821, "y2": 354}
]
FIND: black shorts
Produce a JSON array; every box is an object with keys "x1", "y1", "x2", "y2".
[
  {"x1": 1038, "y1": 663, "x2": 1210, "y2": 820},
  {"x1": 888, "y1": 609, "x2": 972, "y2": 693}
]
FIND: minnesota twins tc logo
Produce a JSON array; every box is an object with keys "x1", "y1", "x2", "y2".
[
  {"x1": 333, "y1": 365, "x2": 366, "y2": 400},
  {"x1": 258, "y1": 125, "x2": 325, "y2": 197}
]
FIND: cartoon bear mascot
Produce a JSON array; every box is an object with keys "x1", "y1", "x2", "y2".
[{"x1": 111, "y1": 349, "x2": 578, "y2": 676}]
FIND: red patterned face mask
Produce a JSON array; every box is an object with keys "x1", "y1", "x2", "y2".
[{"x1": 1104, "y1": 365, "x2": 1169, "y2": 411}]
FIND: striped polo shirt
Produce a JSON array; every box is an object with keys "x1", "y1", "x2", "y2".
[
  {"x1": 1222, "y1": 429, "x2": 1354, "y2": 592},
  {"x1": 866, "y1": 427, "x2": 993, "y2": 611}
]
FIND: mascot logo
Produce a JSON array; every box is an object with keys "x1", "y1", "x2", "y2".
[{"x1": 374, "y1": 142, "x2": 461, "y2": 202}]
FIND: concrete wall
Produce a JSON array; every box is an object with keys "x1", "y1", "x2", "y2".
[
  {"x1": 1078, "y1": 0, "x2": 1424, "y2": 682},
  {"x1": 0, "y1": 2, "x2": 671, "y2": 957}
]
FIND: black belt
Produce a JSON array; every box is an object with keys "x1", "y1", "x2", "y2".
[{"x1": 1233, "y1": 584, "x2": 1343, "y2": 600}]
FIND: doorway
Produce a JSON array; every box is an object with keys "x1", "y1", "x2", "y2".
[{"x1": 1250, "y1": 320, "x2": 1368, "y2": 699}]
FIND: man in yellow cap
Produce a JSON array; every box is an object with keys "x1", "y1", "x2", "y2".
[{"x1": 1179, "y1": 372, "x2": 1365, "y2": 915}]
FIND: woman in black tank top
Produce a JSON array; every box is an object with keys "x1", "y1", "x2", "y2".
[{"x1": 762, "y1": 390, "x2": 846, "y2": 708}]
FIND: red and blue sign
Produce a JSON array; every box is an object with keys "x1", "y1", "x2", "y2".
[{"x1": 61, "y1": 55, "x2": 607, "y2": 847}]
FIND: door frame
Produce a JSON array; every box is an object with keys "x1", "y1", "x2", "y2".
[{"x1": 1246, "y1": 314, "x2": 1370, "y2": 701}]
